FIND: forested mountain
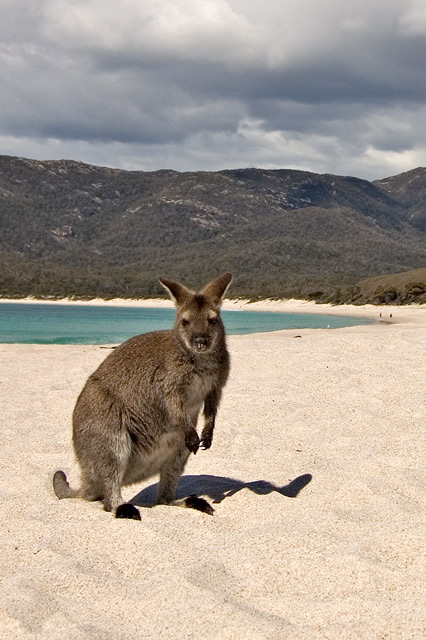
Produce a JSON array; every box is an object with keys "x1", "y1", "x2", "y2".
[
  {"x1": 1, "y1": 155, "x2": 425, "y2": 300},
  {"x1": 374, "y1": 168, "x2": 426, "y2": 233}
]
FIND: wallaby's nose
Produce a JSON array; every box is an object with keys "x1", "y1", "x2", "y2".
[{"x1": 194, "y1": 335, "x2": 209, "y2": 350}]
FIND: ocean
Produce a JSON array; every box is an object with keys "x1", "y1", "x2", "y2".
[{"x1": 0, "y1": 302, "x2": 373, "y2": 344}]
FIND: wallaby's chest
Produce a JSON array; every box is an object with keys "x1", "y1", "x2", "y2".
[
  {"x1": 182, "y1": 367, "x2": 216, "y2": 420},
  {"x1": 186, "y1": 370, "x2": 212, "y2": 400}
]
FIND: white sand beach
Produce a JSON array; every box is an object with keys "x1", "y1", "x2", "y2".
[{"x1": 1, "y1": 302, "x2": 426, "y2": 639}]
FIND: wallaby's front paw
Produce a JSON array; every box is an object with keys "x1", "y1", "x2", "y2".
[
  {"x1": 185, "y1": 429, "x2": 200, "y2": 454},
  {"x1": 200, "y1": 428, "x2": 213, "y2": 450}
]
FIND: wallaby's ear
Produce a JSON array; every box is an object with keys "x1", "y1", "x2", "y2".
[
  {"x1": 158, "y1": 277, "x2": 193, "y2": 306},
  {"x1": 201, "y1": 272, "x2": 233, "y2": 303}
]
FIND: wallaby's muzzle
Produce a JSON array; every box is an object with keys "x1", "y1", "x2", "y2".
[{"x1": 194, "y1": 335, "x2": 210, "y2": 351}]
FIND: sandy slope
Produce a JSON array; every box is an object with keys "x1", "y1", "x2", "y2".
[{"x1": 0, "y1": 309, "x2": 425, "y2": 639}]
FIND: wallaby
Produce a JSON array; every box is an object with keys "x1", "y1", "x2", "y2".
[{"x1": 53, "y1": 272, "x2": 232, "y2": 519}]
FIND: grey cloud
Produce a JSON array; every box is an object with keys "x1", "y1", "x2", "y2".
[{"x1": 0, "y1": 0, "x2": 425, "y2": 180}]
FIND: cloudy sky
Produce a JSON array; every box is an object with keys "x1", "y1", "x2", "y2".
[{"x1": 1, "y1": 0, "x2": 426, "y2": 180}]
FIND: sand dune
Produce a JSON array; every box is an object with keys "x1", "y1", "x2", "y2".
[{"x1": 1, "y1": 305, "x2": 425, "y2": 639}]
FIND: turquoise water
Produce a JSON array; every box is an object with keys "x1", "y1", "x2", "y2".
[{"x1": 0, "y1": 303, "x2": 373, "y2": 344}]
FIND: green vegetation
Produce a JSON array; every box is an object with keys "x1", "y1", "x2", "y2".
[
  {"x1": 1, "y1": 156, "x2": 425, "y2": 301},
  {"x1": 324, "y1": 267, "x2": 426, "y2": 305}
]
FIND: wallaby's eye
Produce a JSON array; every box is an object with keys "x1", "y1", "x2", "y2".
[
  {"x1": 181, "y1": 318, "x2": 190, "y2": 327},
  {"x1": 209, "y1": 317, "x2": 218, "y2": 325}
]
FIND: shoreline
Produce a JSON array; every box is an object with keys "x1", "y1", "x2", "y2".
[{"x1": 1, "y1": 295, "x2": 426, "y2": 328}]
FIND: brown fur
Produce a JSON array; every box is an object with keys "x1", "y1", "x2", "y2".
[{"x1": 53, "y1": 273, "x2": 232, "y2": 517}]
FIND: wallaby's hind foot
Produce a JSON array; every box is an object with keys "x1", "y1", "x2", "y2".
[
  {"x1": 114, "y1": 496, "x2": 213, "y2": 520},
  {"x1": 184, "y1": 495, "x2": 214, "y2": 515},
  {"x1": 53, "y1": 470, "x2": 77, "y2": 499},
  {"x1": 174, "y1": 495, "x2": 214, "y2": 515},
  {"x1": 115, "y1": 503, "x2": 141, "y2": 520}
]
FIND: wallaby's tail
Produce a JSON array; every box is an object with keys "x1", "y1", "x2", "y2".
[{"x1": 53, "y1": 470, "x2": 79, "y2": 499}]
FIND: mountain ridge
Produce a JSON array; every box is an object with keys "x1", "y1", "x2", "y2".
[{"x1": 1, "y1": 155, "x2": 425, "y2": 300}]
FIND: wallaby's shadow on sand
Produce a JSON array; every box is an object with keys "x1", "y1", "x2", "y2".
[{"x1": 131, "y1": 473, "x2": 313, "y2": 507}]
